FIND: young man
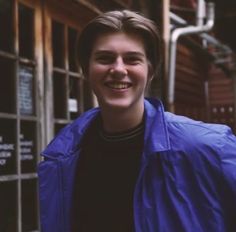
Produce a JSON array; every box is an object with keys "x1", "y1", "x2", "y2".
[{"x1": 38, "y1": 10, "x2": 236, "y2": 232}]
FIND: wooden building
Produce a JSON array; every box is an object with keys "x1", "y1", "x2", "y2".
[
  {"x1": 0, "y1": 0, "x2": 235, "y2": 231},
  {"x1": 170, "y1": 0, "x2": 236, "y2": 133}
]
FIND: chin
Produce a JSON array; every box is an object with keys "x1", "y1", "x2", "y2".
[{"x1": 100, "y1": 99, "x2": 133, "y2": 111}]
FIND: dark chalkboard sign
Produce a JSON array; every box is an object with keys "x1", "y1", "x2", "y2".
[
  {"x1": 0, "y1": 119, "x2": 16, "y2": 175},
  {"x1": 20, "y1": 121, "x2": 36, "y2": 173}
]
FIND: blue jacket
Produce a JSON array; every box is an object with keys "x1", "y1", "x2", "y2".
[{"x1": 38, "y1": 99, "x2": 236, "y2": 232}]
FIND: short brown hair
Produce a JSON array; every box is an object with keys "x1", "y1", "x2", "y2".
[{"x1": 77, "y1": 10, "x2": 162, "y2": 78}]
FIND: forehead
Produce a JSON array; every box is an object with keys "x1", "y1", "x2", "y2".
[{"x1": 91, "y1": 32, "x2": 146, "y2": 54}]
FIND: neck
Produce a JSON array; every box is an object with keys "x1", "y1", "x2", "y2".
[{"x1": 100, "y1": 104, "x2": 144, "y2": 133}]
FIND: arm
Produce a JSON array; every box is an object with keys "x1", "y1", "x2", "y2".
[{"x1": 219, "y1": 130, "x2": 236, "y2": 231}]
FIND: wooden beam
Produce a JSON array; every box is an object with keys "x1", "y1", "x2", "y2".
[{"x1": 232, "y1": 69, "x2": 236, "y2": 133}]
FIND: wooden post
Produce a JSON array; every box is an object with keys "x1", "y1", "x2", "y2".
[
  {"x1": 162, "y1": 0, "x2": 170, "y2": 110},
  {"x1": 232, "y1": 69, "x2": 236, "y2": 133}
]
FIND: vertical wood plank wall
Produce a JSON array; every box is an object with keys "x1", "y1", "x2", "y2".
[
  {"x1": 174, "y1": 42, "x2": 208, "y2": 122},
  {"x1": 208, "y1": 65, "x2": 235, "y2": 132},
  {"x1": 173, "y1": 41, "x2": 235, "y2": 133}
]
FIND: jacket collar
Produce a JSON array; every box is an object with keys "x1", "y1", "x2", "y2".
[
  {"x1": 143, "y1": 98, "x2": 171, "y2": 155},
  {"x1": 41, "y1": 107, "x2": 100, "y2": 159},
  {"x1": 42, "y1": 98, "x2": 171, "y2": 159}
]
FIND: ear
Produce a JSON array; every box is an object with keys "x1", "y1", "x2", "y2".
[{"x1": 144, "y1": 63, "x2": 153, "y2": 95}]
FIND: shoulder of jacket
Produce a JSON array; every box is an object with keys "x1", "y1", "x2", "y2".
[
  {"x1": 41, "y1": 107, "x2": 100, "y2": 159},
  {"x1": 163, "y1": 111, "x2": 234, "y2": 151},
  {"x1": 164, "y1": 111, "x2": 231, "y2": 135}
]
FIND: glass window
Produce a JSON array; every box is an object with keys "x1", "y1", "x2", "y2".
[
  {"x1": 0, "y1": 57, "x2": 16, "y2": 113},
  {"x1": 69, "y1": 76, "x2": 81, "y2": 119},
  {"x1": 19, "y1": 4, "x2": 34, "y2": 59},
  {"x1": 53, "y1": 72, "x2": 67, "y2": 119},
  {"x1": 68, "y1": 27, "x2": 78, "y2": 72},
  {"x1": 21, "y1": 179, "x2": 38, "y2": 231},
  {"x1": 52, "y1": 21, "x2": 65, "y2": 68},
  {"x1": 0, "y1": 0, "x2": 14, "y2": 52},
  {"x1": 0, "y1": 181, "x2": 17, "y2": 232}
]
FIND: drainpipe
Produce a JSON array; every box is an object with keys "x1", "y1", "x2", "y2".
[
  {"x1": 170, "y1": 12, "x2": 232, "y2": 56},
  {"x1": 168, "y1": 1, "x2": 215, "y2": 112},
  {"x1": 196, "y1": 0, "x2": 206, "y2": 26}
]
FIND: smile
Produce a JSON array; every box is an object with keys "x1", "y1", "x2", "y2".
[{"x1": 105, "y1": 82, "x2": 132, "y2": 89}]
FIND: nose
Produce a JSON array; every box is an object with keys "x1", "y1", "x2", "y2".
[{"x1": 110, "y1": 57, "x2": 127, "y2": 77}]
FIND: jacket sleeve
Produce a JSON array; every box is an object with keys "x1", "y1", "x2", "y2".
[
  {"x1": 218, "y1": 129, "x2": 236, "y2": 231},
  {"x1": 219, "y1": 129, "x2": 236, "y2": 192}
]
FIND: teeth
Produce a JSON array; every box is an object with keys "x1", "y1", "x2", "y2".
[{"x1": 107, "y1": 83, "x2": 130, "y2": 89}]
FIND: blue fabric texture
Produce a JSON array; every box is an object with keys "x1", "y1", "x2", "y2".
[{"x1": 38, "y1": 98, "x2": 236, "y2": 232}]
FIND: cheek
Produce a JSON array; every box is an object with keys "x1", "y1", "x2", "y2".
[
  {"x1": 88, "y1": 63, "x2": 107, "y2": 77},
  {"x1": 87, "y1": 65, "x2": 105, "y2": 90},
  {"x1": 138, "y1": 66, "x2": 150, "y2": 84}
]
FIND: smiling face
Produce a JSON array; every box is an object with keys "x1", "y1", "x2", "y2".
[{"x1": 88, "y1": 32, "x2": 151, "y2": 116}]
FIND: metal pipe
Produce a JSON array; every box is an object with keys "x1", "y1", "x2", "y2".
[
  {"x1": 168, "y1": 1, "x2": 215, "y2": 112},
  {"x1": 170, "y1": 12, "x2": 187, "y2": 25},
  {"x1": 170, "y1": 12, "x2": 232, "y2": 54},
  {"x1": 196, "y1": 0, "x2": 206, "y2": 26},
  {"x1": 200, "y1": 33, "x2": 232, "y2": 54}
]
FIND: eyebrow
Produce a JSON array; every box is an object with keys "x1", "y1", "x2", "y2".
[{"x1": 93, "y1": 50, "x2": 146, "y2": 57}]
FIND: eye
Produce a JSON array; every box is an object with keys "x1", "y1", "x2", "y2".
[
  {"x1": 124, "y1": 56, "x2": 142, "y2": 65},
  {"x1": 95, "y1": 55, "x2": 115, "y2": 64}
]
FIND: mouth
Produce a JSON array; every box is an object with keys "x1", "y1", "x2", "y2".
[{"x1": 105, "y1": 82, "x2": 132, "y2": 90}]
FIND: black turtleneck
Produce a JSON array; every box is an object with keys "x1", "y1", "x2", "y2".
[{"x1": 71, "y1": 116, "x2": 144, "y2": 232}]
